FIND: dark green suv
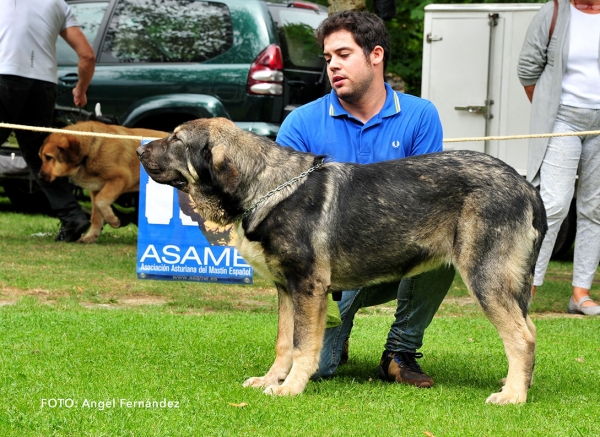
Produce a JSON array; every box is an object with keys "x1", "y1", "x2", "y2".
[
  {"x1": 55, "y1": 0, "x2": 330, "y2": 135},
  {"x1": 0, "y1": 0, "x2": 329, "y2": 210}
]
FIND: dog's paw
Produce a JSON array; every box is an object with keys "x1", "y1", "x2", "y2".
[
  {"x1": 243, "y1": 376, "x2": 268, "y2": 389},
  {"x1": 263, "y1": 384, "x2": 302, "y2": 396},
  {"x1": 79, "y1": 233, "x2": 99, "y2": 244},
  {"x1": 485, "y1": 389, "x2": 527, "y2": 405},
  {"x1": 107, "y1": 218, "x2": 121, "y2": 229}
]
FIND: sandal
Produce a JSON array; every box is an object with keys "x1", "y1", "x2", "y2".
[{"x1": 568, "y1": 296, "x2": 600, "y2": 316}]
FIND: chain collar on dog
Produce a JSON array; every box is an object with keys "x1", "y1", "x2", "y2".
[{"x1": 238, "y1": 161, "x2": 325, "y2": 220}]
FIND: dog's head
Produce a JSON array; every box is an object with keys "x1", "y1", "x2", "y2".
[
  {"x1": 137, "y1": 118, "x2": 252, "y2": 225},
  {"x1": 39, "y1": 133, "x2": 84, "y2": 182},
  {"x1": 138, "y1": 117, "x2": 321, "y2": 226}
]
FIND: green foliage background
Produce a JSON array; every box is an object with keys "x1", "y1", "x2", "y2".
[{"x1": 317, "y1": 0, "x2": 547, "y2": 95}]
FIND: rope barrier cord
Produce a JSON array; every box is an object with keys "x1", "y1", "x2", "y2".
[
  {"x1": 443, "y1": 129, "x2": 600, "y2": 143},
  {"x1": 0, "y1": 122, "x2": 163, "y2": 141},
  {"x1": 2, "y1": 121, "x2": 600, "y2": 144}
]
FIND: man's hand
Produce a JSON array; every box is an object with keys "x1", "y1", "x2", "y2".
[{"x1": 72, "y1": 86, "x2": 87, "y2": 108}]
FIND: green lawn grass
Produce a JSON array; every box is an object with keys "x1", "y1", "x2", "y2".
[
  {"x1": 1, "y1": 200, "x2": 599, "y2": 436},
  {"x1": 1, "y1": 302, "x2": 599, "y2": 436}
]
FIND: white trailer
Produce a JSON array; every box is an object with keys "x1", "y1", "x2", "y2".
[{"x1": 421, "y1": 3, "x2": 575, "y2": 258}]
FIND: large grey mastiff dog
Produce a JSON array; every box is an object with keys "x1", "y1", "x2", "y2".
[{"x1": 137, "y1": 117, "x2": 547, "y2": 404}]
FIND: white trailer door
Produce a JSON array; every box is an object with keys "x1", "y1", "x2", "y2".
[{"x1": 421, "y1": 13, "x2": 496, "y2": 152}]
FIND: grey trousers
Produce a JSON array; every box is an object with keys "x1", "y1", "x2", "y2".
[{"x1": 534, "y1": 104, "x2": 600, "y2": 289}]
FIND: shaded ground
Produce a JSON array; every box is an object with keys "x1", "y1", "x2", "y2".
[{"x1": 0, "y1": 285, "x2": 585, "y2": 319}]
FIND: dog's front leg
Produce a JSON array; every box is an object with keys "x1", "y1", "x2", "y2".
[
  {"x1": 243, "y1": 285, "x2": 294, "y2": 389},
  {"x1": 79, "y1": 191, "x2": 103, "y2": 243},
  {"x1": 264, "y1": 290, "x2": 328, "y2": 396}
]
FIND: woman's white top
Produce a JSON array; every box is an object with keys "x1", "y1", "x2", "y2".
[{"x1": 560, "y1": 4, "x2": 600, "y2": 108}]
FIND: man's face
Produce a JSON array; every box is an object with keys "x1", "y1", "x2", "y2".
[{"x1": 323, "y1": 30, "x2": 374, "y2": 104}]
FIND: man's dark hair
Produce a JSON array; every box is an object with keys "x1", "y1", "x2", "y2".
[{"x1": 315, "y1": 10, "x2": 391, "y2": 71}]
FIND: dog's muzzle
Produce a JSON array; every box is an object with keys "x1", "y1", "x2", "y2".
[{"x1": 38, "y1": 168, "x2": 55, "y2": 183}]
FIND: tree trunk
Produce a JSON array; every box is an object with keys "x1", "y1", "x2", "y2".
[{"x1": 328, "y1": 0, "x2": 366, "y2": 14}]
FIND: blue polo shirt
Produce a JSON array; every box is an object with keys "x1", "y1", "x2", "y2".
[{"x1": 276, "y1": 83, "x2": 443, "y2": 164}]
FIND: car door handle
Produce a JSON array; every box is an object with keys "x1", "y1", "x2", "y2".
[
  {"x1": 287, "y1": 80, "x2": 306, "y2": 89},
  {"x1": 58, "y1": 73, "x2": 79, "y2": 85}
]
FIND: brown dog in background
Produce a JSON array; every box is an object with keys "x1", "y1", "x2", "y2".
[{"x1": 39, "y1": 121, "x2": 167, "y2": 243}]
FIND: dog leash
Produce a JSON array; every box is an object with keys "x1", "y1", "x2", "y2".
[{"x1": 238, "y1": 161, "x2": 325, "y2": 220}]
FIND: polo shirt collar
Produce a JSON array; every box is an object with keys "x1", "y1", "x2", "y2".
[{"x1": 328, "y1": 82, "x2": 401, "y2": 119}]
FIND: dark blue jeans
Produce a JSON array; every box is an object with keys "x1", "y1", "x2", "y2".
[
  {"x1": 0, "y1": 75, "x2": 86, "y2": 222},
  {"x1": 313, "y1": 266, "x2": 455, "y2": 379}
]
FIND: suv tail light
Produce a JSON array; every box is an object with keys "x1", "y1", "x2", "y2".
[{"x1": 247, "y1": 44, "x2": 284, "y2": 95}]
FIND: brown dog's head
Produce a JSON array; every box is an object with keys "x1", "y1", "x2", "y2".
[{"x1": 39, "y1": 133, "x2": 84, "y2": 182}]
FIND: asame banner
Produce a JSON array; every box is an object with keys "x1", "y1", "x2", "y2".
[{"x1": 136, "y1": 148, "x2": 253, "y2": 284}]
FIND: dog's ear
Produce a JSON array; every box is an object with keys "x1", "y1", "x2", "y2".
[
  {"x1": 210, "y1": 144, "x2": 241, "y2": 196},
  {"x1": 57, "y1": 134, "x2": 83, "y2": 164}
]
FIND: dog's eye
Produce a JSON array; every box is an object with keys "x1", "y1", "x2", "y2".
[
  {"x1": 44, "y1": 154, "x2": 53, "y2": 162},
  {"x1": 170, "y1": 133, "x2": 182, "y2": 145}
]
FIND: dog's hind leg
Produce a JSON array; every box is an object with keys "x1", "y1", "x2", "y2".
[
  {"x1": 80, "y1": 180, "x2": 128, "y2": 243},
  {"x1": 526, "y1": 314, "x2": 537, "y2": 388},
  {"x1": 498, "y1": 314, "x2": 537, "y2": 389},
  {"x1": 458, "y1": 253, "x2": 536, "y2": 404},
  {"x1": 243, "y1": 284, "x2": 294, "y2": 389},
  {"x1": 483, "y1": 309, "x2": 535, "y2": 405},
  {"x1": 454, "y1": 196, "x2": 542, "y2": 404},
  {"x1": 97, "y1": 180, "x2": 128, "y2": 229}
]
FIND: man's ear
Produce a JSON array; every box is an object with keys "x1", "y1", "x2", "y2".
[
  {"x1": 210, "y1": 144, "x2": 241, "y2": 196},
  {"x1": 370, "y1": 45, "x2": 385, "y2": 69}
]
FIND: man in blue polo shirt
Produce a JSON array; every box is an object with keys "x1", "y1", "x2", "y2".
[{"x1": 276, "y1": 10, "x2": 454, "y2": 388}]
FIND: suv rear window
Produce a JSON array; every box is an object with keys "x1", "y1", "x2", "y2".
[
  {"x1": 100, "y1": 0, "x2": 234, "y2": 63},
  {"x1": 279, "y1": 9, "x2": 324, "y2": 68},
  {"x1": 270, "y1": 6, "x2": 325, "y2": 70}
]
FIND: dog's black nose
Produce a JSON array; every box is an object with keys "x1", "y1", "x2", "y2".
[{"x1": 136, "y1": 146, "x2": 145, "y2": 158}]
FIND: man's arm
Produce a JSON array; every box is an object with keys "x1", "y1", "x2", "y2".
[
  {"x1": 59, "y1": 26, "x2": 95, "y2": 108},
  {"x1": 411, "y1": 101, "x2": 444, "y2": 156}
]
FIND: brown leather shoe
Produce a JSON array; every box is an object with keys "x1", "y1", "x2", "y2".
[{"x1": 379, "y1": 350, "x2": 434, "y2": 388}]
